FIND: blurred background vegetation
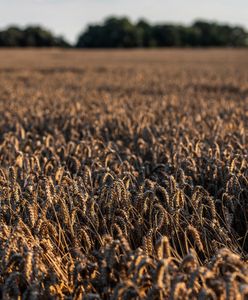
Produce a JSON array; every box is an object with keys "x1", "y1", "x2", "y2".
[
  {"x1": 0, "y1": 26, "x2": 69, "y2": 47},
  {"x1": 0, "y1": 17, "x2": 247, "y2": 48}
]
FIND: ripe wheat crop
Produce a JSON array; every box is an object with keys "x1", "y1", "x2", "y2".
[{"x1": 0, "y1": 49, "x2": 247, "y2": 299}]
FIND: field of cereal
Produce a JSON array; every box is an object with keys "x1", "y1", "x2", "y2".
[{"x1": 0, "y1": 49, "x2": 248, "y2": 299}]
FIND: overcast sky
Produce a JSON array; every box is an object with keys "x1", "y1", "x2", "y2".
[{"x1": 0, "y1": 0, "x2": 247, "y2": 43}]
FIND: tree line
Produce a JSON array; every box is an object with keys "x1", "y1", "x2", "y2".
[
  {"x1": 76, "y1": 17, "x2": 248, "y2": 48},
  {"x1": 0, "y1": 26, "x2": 69, "y2": 47},
  {"x1": 0, "y1": 17, "x2": 247, "y2": 48}
]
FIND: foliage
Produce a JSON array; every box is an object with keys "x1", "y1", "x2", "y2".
[
  {"x1": 0, "y1": 26, "x2": 70, "y2": 47},
  {"x1": 77, "y1": 17, "x2": 248, "y2": 48},
  {"x1": 1, "y1": 18, "x2": 247, "y2": 48}
]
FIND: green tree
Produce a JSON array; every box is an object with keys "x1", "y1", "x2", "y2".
[
  {"x1": 136, "y1": 19, "x2": 156, "y2": 47},
  {"x1": 77, "y1": 16, "x2": 140, "y2": 48},
  {"x1": 153, "y1": 24, "x2": 182, "y2": 47},
  {"x1": 0, "y1": 27, "x2": 23, "y2": 46},
  {"x1": 76, "y1": 17, "x2": 248, "y2": 48},
  {"x1": 0, "y1": 26, "x2": 69, "y2": 47}
]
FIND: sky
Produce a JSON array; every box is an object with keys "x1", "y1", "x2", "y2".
[{"x1": 0, "y1": 0, "x2": 247, "y2": 43}]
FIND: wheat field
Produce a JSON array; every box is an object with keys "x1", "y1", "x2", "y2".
[{"x1": 0, "y1": 49, "x2": 248, "y2": 299}]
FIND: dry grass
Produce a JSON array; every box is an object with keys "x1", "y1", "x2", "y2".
[{"x1": 0, "y1": 49, "x2": 248, "y2": 299}]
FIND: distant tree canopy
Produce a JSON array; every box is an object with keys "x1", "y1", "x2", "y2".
[
  {"x1": 76, "y1": 17, "x2": 248, "y2": 48},
  {"x1": 0, "y1": 26, "x2": 69, "y2": 47},
  {"x1": 0, "y1": 18, "x2": 247, "y2": 48}
]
